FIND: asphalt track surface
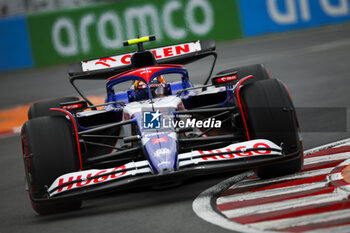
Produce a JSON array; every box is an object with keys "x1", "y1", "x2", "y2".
[{"x1": 1, "y1": 24, "x2": 350, "y2": 233}]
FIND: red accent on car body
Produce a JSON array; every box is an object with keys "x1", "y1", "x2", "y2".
[
  {"x1": 235, "y1": 75, "x2": 254, "y2": 140},
  {"x1": 50, "y1": 108, "x2": 84, "y2": 171},
  {"x1": 95, "y1": 57, "x2": 117, "y2": 67},
  {"x1": 152, "y1": 136, "x2": 168, "y2": 144}
]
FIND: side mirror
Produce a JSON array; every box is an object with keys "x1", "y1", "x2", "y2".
[
  {"x1": 211, "y1": 71, "x2": 238, "y2": 85},
  {"x1": 60, "y1": 100, "x2": 88, "y2": 111}
]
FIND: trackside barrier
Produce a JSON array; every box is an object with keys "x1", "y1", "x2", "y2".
[
  {"x1": 1, "y1": 0, "x2": 350, "y2": 71},
  {"x1": 26, "y1": 0, "x2": 242, "y2": 67},
  {"x1": 238, "y1": 0, "x2": 350, "y2": 36},
  {"x1": 0, "y1": 16, "x2": 33, "y2": 72}
]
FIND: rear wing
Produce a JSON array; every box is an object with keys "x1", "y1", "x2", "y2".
[{"x1": 67, "y1": 39, "x2": 216, "y2": 80}]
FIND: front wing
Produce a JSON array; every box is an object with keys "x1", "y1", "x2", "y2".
[{"x1": 36, "y1": 139, "x2": 301, "y2": 203}]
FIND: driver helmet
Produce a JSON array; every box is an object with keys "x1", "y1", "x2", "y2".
[{"x1": 134, "y1": 75, "x2": 167, "y2": 100}]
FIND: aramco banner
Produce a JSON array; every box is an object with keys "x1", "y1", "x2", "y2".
[{"x1": 27, "y1": 0, "x2": 242, "y2": 67}]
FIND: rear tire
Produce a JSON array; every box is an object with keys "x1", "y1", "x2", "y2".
[
  {"x1": 28, "y1": 96, "x2": 79, "y2": 119},
  {"x1": 217, "y1": 64, "x2": 270, "y2": 84},
  {"x1": 240, "y1": 79, "x2": 303, "y2": 179},
  {"x1": 21, "y1": 116, "x2": 82, "y2": 215}
]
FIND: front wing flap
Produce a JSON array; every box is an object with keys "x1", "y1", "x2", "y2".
[
  {"x1": 178, "y1": 139, "x2": 282, "y2": 167},
  {"x1": 47, "y1": 139, "x2": 284, "y2": 199}
]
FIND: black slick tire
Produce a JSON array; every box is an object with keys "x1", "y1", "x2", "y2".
[
  {"x1": 21, "y1": 116, "x2": 82, "y2": 215},
  {"x1": 240, "y1": 79, "x2": 303, "y2": 179}
]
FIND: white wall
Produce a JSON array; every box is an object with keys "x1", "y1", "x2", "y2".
[{"x1": 0, "y1": 0, "x2": 97, "y2": 18}]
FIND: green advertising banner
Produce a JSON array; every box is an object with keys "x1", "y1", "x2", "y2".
[{"x1": 27, "y1": 0, "x2": 242, "y2": 67}]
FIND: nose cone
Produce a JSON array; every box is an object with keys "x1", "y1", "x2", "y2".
[{"x1": 142, "y1": 132, "x2": 178, "y2": 173}]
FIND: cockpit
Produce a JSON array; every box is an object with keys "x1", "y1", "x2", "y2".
[{"x1": 105, "y1": 65, "x2": 193, "y2": 104}]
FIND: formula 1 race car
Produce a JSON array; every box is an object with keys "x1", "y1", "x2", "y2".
[{"x1": 21, "y1": 36, "x2": 303, "y2": 215}]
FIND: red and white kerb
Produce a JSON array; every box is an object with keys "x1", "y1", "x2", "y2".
[{"x1": 214, "y1": 142, "x2": 350, "y2": 232}]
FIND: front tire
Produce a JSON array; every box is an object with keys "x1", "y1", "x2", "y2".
[
  {"x1": 240, "y1": 79, "x2": 303, "y2": 179},
  {"x1": 21, "y1": 116, "x2": 82, "y2": 215}
]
